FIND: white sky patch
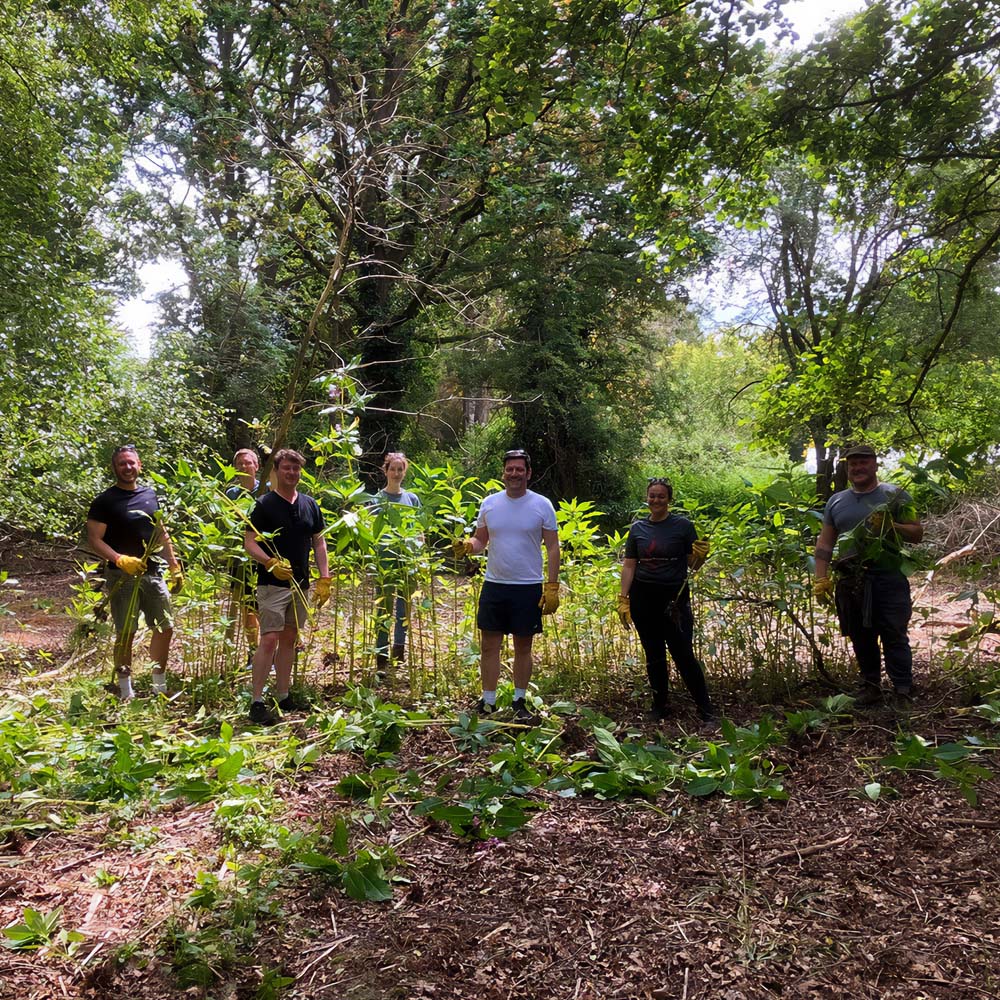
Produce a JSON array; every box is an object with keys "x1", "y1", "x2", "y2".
[
  {"x1": 115, "y1": 259, "x2": 187, "y2": 357},
  {"x1": 779, "y1": 0, "x2": 865, "y2": 43}
]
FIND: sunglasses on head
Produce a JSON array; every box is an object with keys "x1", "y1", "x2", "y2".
[
  {"x1": 647, "y1": 477, "x2": 671, "y2": 487},
  {"x1": 503, "y1": 449, "x2": 529, "y2": 462},
  {"x1": 113, "y1": 444, "x2": 137, "y2": 456}
]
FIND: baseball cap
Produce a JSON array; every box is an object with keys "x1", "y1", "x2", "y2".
[{"x1": 843, "y1": 445, "x2": 877, "y2": 459}]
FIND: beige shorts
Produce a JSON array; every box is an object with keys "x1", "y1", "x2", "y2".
[{"x1": 256, "y1": 584, "x2": 309, "y2": 634}]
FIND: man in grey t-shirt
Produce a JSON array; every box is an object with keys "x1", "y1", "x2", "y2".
[
  {"x1": 812, "y1": 445, "x2": 923, "y2": 706},
  {"x1": 453, "y1": 449, "x2": 560, "y2": 722}
]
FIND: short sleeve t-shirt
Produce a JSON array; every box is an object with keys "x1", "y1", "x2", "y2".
[
  {"x1": 369, "y1": 489, "x2": 422, "y2": 560},
  {"x1": 476, "y1": 489, "x2": 557, "y2": 584},
  {"x1": 249, "y1": 491, "x2": 325, "y2": 588},
  {"x1": 624, "y1": 514, "x2": 695, "y2": 586},
  {"x1": 823, "y1": 482, "x2": 918, "y2": 570},
  {"x1": 373, "y1": 489, "x2": 420, "y2": 509},
  {"x1": 226, "y1": 479, "x2": 264, "y2": 502},
  {"x1": 87, "y1": 485, "x2": 164, "y2": 570}
]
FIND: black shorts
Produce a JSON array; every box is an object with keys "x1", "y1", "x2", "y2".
[{"x1": 477, "y1": 581, "x2": 543, "y2": 636}]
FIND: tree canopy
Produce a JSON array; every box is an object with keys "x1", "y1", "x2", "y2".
[{"x1": 2, "y1": 0, "x2": 999, "y2": 519}]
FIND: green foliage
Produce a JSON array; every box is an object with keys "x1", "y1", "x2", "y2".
[
  {"x1": 880, "y1": 734, "x2": 994, "y2": 806},
  {"x1": 2, "y1": 907, "x2": 66, "y2": 951}
]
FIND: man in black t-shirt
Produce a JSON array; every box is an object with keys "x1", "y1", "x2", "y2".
[
  {"x1": 86, "y1": 445, "x2": 184, "y2": 699},
  {"x1": 244, "y1": 448, "x2": 331, "y2": 724}
]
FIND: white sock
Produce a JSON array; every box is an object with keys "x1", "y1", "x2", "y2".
[
  {"x1": 118, "y1": 674, "x2": 135, "y2": 699},
  {"x1": 152, "y1": 672, "x2": 167, "y2": 695},
  {"x1": 514, "y1": 687, "x2": 526, "y2": 701},
  {"x1": 482, "y1": 690, "x2": 496, "y2": 706}
]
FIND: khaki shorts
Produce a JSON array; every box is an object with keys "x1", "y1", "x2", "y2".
[
  {"x1": 106, "y1": 565, "x2": 173, "y2": 633},
  {"x1": 257, "y1": 584, "x2": 309, "y2": 634}
]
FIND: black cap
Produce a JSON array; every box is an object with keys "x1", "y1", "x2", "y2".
[{"x1": 843, "y1": 445, "x2": 877, "y2": 459}]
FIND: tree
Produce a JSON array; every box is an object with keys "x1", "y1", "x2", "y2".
[
  {"x1": 747, "y1": 0, "x2": 1000, "y2": 493},
  {"x1": 133, "y1": 0, "x2": 781, "y2": 488},
  {"x1": 0, "y1": 2, "x2": 217, "y2": 534}
]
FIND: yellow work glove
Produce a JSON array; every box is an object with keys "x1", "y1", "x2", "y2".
[
  {"x1": 115, "y1": 554, "x2": 146, "y2": 576},
  {"x1": 690, "y1": 539, "x2": 710, "y2": 571},
  {"x1": 867, "y1": 511, "x2": 889, "y2": 534},
  {"x1": 539, "y1": 581, "x2": 560, "y2": 615},
  {"x1": 265, "y1": 556, "x2": 294, "y2": 582},
  {"x1": 617, "y1": 593, "x2": 632, "y2": 629},
  {"x1": 452, "y1": 537, "x2": 475, "y2": 559},
  {"x1": 812, "y1": 577, "x2": 834, "y2": 603},
  {"x1": 313, "y1": 577, "x2": 332, "y2": 608},
  {"x1": 167, "y1": 567, "x2": 185, "y2": 594}
]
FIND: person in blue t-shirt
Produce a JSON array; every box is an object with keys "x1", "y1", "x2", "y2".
[
  {"x1": 225, "y1": 448, "x2": 266, "y2": 660},
  {"x1": 617, "y1": 477, "x2": 715, "y2": 724},
  {"x1": 368, "y1": 451, "x2": 422, "y2": 673}
]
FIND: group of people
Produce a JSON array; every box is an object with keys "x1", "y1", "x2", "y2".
[{"x1": 84, "y1": 441, "x2": 923, "y2": 724}]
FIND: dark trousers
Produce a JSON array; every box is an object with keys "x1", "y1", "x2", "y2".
[
  {"x1": 629, "y1": 580, "x2": 713, "y2": 716},
  {"x1": 835, "y1": 570, "x2": 913, "y2": 689}
]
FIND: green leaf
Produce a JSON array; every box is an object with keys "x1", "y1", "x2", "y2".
[
  {"x1": 292, "y1": 852, "x2": 344, "y2": 876},
  {"x1": 216, "y1": 749, "x2": 244, "y2": 783},
  {"x1": 686, "y1": 776, "x2": 720, "y2": 797},
  {"x1": 342, "y1": 859, "x2": 392, "y2": 902}
]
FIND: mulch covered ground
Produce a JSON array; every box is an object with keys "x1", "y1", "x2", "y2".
[{"x1": 2, "y1": 538, "x2": 999, "y2": 999}]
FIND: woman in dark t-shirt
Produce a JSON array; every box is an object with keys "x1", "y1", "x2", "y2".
[{"x1": 618, "y1": 478, "x2": 716, "y2": 723}]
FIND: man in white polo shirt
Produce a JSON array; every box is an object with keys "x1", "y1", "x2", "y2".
[{"x1": 454, "y1": 449, "x2": 561, "y2": 722}]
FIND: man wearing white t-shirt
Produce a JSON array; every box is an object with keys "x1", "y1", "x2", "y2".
[{"x1": 454, "y1": 449, "x2": 561, "y2": 722}]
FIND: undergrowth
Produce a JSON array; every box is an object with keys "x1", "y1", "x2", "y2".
[{"x1": 4, "y1": 677, "x2": 1000, "y2": 993}]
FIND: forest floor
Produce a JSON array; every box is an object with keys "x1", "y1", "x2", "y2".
[{"x1": 2, "y1": 538, "x2": 1000, "y2": 1000}]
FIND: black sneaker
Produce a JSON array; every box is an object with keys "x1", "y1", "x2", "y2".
[
  {"x1": 276, "y1": 694, "x2": 294, "y2": 713},
  {"x1": 511, "y1": 697, "x2": 535, "y2": 724},
  {"x1": 474, "y1": 697, "x2": 496, "y2": 715},
  {"x1": 249, "y1": 700, "x2": 277, "y2": 726},
  {"x1": 853, "y1": 683, "x2": 883, "y2": 707}
]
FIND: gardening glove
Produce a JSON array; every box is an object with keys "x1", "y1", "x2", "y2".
[
  {"x1": 867, "y1": 511, "x2": 888, "y2": 534},
  {"x1": 167, "y1": 567, "x2": 185, "y2": 594},
  {"x1": 313, "y1": 577, "x2": 332, "y2": 608},
  {"x1": 451, "y1": 537, "x2": 475, "y2": 559},
  {"x1": 539, "y1": 581, "x2": 560, "y2": 615},
  {"x1": 264, "y1": 556, "x2": 294, "y2": 582},
  {"x1": 812, "y1": 576, "x2": 834, "y2": 603},
  {"x1": 617, "y1": 593, "x2": 633, "y2": 629},
  {"x1": 115, "y1": 554, "x2": 146, "y2": 576},
  {"x1": 689, "y1": 539, "x2": 710, "y2": 571}
]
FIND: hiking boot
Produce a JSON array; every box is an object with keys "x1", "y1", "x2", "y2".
[
  {"x1": 852, "y1": 683, "x2": 883, "y2": 707},
  {"x1": 645, "y1": 702, "x2": 673, "y2": 722},
  {"x1": 277, "y1": 694, "x2": 294, "y2": 713},
  {"x1": 391, "y1": 644, "x2": 405, "y2": 662},
  {"x1": 511, "y1": 697, "x2": 536, "y2": 724},
  {"x1": 249, "y1": 700, "x2": 277, "y2": 726},
  {"x1": 474, "y1": 697, "x2": 496, "y2": 715},
  {"x1": 892, "y1": 684, "x2": 913, "y2": 711}
]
